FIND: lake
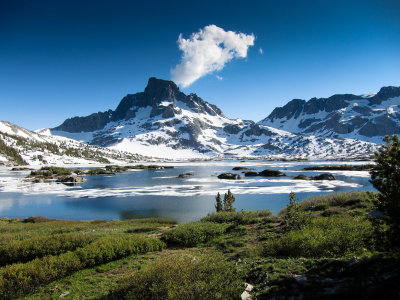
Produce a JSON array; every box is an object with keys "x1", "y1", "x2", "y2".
[{"x1": 0, "y1": 160, "x2": 374, "y2": 222}]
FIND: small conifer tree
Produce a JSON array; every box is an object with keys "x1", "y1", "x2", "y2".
[
  {"x1": 223, "y1": 190, "x2": 236, "y2": 212},
  {"x1": 370, "y1": 135, "x2": 400, "y2": 248},
  {"x1": 284, "y1": 192, "x2": 307, "y2": 231},
  {"x1": 215, "y1": 192, "x2": 223, "y2": 212}
]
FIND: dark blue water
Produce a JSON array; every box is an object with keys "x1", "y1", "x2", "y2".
[{"x1": 0, "y1": 161, "x2": 374, "y2": 222}]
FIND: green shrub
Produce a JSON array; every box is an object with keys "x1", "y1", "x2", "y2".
[
  {"x1": 279, "y1": 191, "x2": 374, "y2": 215},
  {"x1": 0, "y1": 235, "x2": 165, "y2": 298},
  {"x1": 125, "y1": 227, "x2": 158, "y2": 233},
  {"x1": 108, "y1": 253, "x2": 243, "y2": 299},
  {"x1": 162, "y1": 222, "x2": 228, "y2": 247},
  {"x1": 303, "y1": 164, "x2": 375, "y2": 171},
  {"x1": 264, "y1": 215, "x2": 373, "y2": 258},
  {"x1": 127, "y1": 217, "x2": 177, "y2": 225},
  {"x1": 0, "y1": 233, "x2": 96, "y2": 266},
  {"x1": 87, "y1": 168, "x2": 114, "y2": 175},
  {"x1": 29, "y1": 166, "x2": 73, "y2": 177},
  {"x1": 202, "y1": 210, "x2": 272, "y2": 225}
]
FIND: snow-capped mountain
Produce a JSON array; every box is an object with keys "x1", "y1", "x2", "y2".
[
  {"x1": 0, "y1": 121, "x2": 145, "y2": 166},
  {"x1": 50, "y1": 78, "x2": 378, "y2": 160},
  {"x1": 259, "y1": 86, "x2": 400, "y2": 143}
]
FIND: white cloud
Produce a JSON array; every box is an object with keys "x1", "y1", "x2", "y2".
[
  {"x1": 216, "y1": 75, "x2": 223, "y2": 81},
  {"x1": 171, "y1": 25, "x2": 255, "y2": 87},
  {"x1": 259, "y1": 48, "x2": 263, "y2": 54}
]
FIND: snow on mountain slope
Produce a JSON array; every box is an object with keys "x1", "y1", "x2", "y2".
[
  {"x1": 259, "y1": 86, "x2": 400, "y2": 143},
  {"x1": 0, "y1": 121, "x2": 145, "y2": 166},
  {"x1": 50, "y1": 78, "x2": 379, "y2": 160}
]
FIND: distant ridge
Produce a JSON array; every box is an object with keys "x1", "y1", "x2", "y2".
[{"x1": 259, "y1": 86, "x2": 400, "y2": 143}]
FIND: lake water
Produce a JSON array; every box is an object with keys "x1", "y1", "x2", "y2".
[{"x1": 0, "y1": 160, "x2": 374, "y2": 222}]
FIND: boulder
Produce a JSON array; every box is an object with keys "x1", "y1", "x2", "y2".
[
  {"x1": 312, "y1": 173, "x2": 335, "y2": 180},
  {"x1": 293, "y1": 174, "x2": 311, "y2": 180},
  {"x1": 217, "y1": 173, "x2": 243, "y2": 180},
  {"x1": 244, "y1": 171, "x2": 259, "y2": 177},
  {"x1": 56, "y1": 174, "x2": 86, "y2": 184},
  {"x1": 177, "y1": 172, "x2": 193, "y2": 178},
  {"x1": 232, "y1": 167, "x2": 251, "y2": 171},
  {"x1": 258, "y1": 169, "x2": 286, "y2": 177}
]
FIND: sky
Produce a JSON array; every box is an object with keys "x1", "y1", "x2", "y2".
[{"x1": 1, "y1": 0, "x2": 400, "y2": 130}]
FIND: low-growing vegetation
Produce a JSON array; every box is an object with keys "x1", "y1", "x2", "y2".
[
  {"x1": 264, "y1": 215, "x2": 373, "y2": 257},
  {"x1": 0, "y1": 235, "x2": 165, "y2": 298},
  {"x1": 0, "y1": 190, "x2": 398, "y2": 299},
  {"x1": 0, "y1": 233, "x2": 96, "y2": 266},
  {"x1": 303, "y1": 164, "x2": 375, "y2": 171},
  {"x1": 162, "y1": 222, "x2": 228, "y2": 247},
  {"x1": 107, "y1": 252, "x2": 243, "y2": 299}
]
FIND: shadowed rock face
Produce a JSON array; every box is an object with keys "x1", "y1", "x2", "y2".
[{"x1": 53, "y1": 110, "x2": 113, "y2": 133}]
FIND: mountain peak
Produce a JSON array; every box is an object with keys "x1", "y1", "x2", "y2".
[{"x1": 144, "y1": 77, "x2": 181, "y2": 103}]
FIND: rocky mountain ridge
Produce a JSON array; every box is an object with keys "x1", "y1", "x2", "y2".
[{"x1": 259, "y1": 86, "x2": 400, "y2": 143}]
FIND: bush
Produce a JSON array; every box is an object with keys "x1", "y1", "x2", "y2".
[
  {"x1": 202, "y1": 210, "x2": 272, "y2": 225},
  {"x1": 108, "y1": 253, "x2": 243, "y2": 299},
  {"x1": 0, "y1": 235, "x2": 165, "y2": 298},
  {"x1": 0, "y1": 233, "x2": 96, "y2": 266},
  {"x1": 279, "y1": 191, "x2": 374, "y2": 214},
  {"x1": 162, "y1": 222, "x2": 228, "y2": 247},
  {"x1": 263, "y1": 215, "x2": 373, "y2": 258},
  {"x1": 30, "y1": 166, "x2": 72, "y2": 177}
]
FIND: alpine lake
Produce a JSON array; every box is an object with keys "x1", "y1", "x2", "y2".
[{"x1": 0, "y1": 160, "x2": 374, "y2": 222}]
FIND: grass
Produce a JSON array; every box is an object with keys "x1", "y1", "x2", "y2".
[
  {"x1": 162, "y1": 222, "x2": 228, "y2": 247},
  {"x1": 106, "y1": 251, "x2": 243, "y2": 300},
  {"x1": 263, "y1": 215, "x2": 374, "y2": 258},
  {"x1": 201, "y1": 210, "x2": 273, "y2": 225},
  {"x1": 279, "y1": 191, "x2": 375, "y2": 217},
  {"x1": 0, "y1": 191, "x2": 398, "y2": 299},
  {"x1": 0, "y1": 235, "x2": 165, "y2": 298},
  {"x1": 0, "y1": 233, "x2": 97, "y2": 266}
]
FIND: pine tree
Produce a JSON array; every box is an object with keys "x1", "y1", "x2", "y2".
[
  {"x1": 215, "y1": 192, "x2": 223, "y2": 212},
  {"x1": 284, "y1": 192, "x2": 307, "y2": 231},
  {"x1": 370, "y1": 135, "x2": 400, "y2": 247},
  {"x1": 223, "y1": 190, "x2": 236, "y2": 212}
]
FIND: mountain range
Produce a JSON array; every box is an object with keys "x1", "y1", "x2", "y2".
[
  {"x1": 46, "y1": 77, "x2": 387, "y2": 160},
  {"x1": 1, "y1": 77, "x2": 398, "y2": 164}
]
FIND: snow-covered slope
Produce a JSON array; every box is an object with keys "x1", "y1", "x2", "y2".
[
  {"x1": 259, "y1": 86, "x2": 400, "y2": 143},
  {"x1": 49, "y1": 78, "x2": 379, "y2": 160},
  {"x1": 0, "y1": 121, "x2": 145, "y2": 166}
]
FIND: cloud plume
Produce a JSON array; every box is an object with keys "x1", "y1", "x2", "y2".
[{"x1": 171, "y1": 25, "x2": 255, "y2": 87}]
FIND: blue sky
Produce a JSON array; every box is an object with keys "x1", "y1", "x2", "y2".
[{"x1": 1, "y1": 0, "x2": 399, "y2": 130}]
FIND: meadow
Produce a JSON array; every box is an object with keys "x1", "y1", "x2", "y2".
[{"x1": 0, "y1": 190, "x2": 398, "y2": 299}]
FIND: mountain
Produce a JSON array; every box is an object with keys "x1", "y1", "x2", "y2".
[
  {"x1": 50, "y1": 77, "x2": 378, "y2": 160},
  {"x1": 259, "y1": 86, "x2": 400, "y2": 143},
  {"x1": 0, "y1": 121, "x2": 145, "y2": 166}
]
